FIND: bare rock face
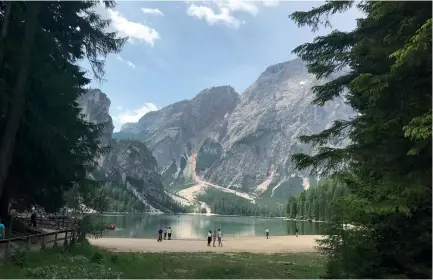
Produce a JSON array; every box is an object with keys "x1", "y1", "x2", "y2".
[
  {"x1": 77, "y1": 89, "x2": 177, "y2": 212},
  {"x1": 97, "y1": 139, "x2": 173, "y2": 213},
  {"x1": 120, "y1": 85, "x2": 239, "y2": 169},
  {"x1": 204, "y1": 59, "x2": 353, "y2": 192},
  {"x1": 117, "y1": 59, "x2": 354, "y2": 197},
  {"x1": 76, "y1": 88, "x2": 114, "y2": 147}
]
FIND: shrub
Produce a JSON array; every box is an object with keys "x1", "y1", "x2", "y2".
[
  {"x1": 9, "y1": 249, "x2": 27, "y2": 267},
  {"x1": 90, "y1": 252, "x2": 104, "y2": 264},
  {"x1": 25, "y1": 264, "x2": 123, "y2": 279}
]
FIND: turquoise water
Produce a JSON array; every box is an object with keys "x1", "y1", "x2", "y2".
[{"x1": 99, "y1": 214, "x2": 325, "y2": 239}]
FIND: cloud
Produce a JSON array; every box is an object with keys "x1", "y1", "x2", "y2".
[
  {"x1": 107, "y1": 9, "x2": 160, "y2": 45},
  {"x1": 187, "y1": 4, "x2": 244, "y2": 29},
  {"x1": 216, "y1": 0, "x2": 259, "y2": 16},
  {"x1": 116, "y1": 55, "x2": 136, "y2": 69},
  {"x1": 262, "y1": 0, "x2": 280, "y2": 7},
  {"x1": 113, "y1": 103, "x2": 158, "y2": 125},
  {"x1": 186, "y1": 0, "x2": 279, "y2": 29},
  {"x1": 141, "y1": 8, "x2": 164, "y2": 16}
]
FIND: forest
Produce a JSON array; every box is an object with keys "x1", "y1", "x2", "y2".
[
  {"x1": 290, "y1": 1, "x2": 431, "y2": 278},
  {"x1": 0, "y1": 1, "x2": 127, "y2": 220},
  {"x1": 103, "y1": 184, "x2": 146, "y2": 212},
  {"x1": 197, "y1": 188, "x2": 285, "y2": 217},
  {"x1": 286, "y1": 179, "x2": 349, "y2": 221}
]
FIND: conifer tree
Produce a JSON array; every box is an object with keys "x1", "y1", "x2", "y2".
[
  {"x1": 290, "y1": 1, "x2": 431, "y2": 278},
  {"x1": 0, "y1": 1, "x2": 126, "y2": 217}
]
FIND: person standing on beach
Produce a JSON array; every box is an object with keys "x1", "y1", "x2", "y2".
[
  {"x1": 212, "y1": 230, "x2": 217, "y2": 247},
  {"x1": 163, "y1": 227, "x2": 167, "y2": 240},
  {"x1": 217, "y1": 229, "x2": 223, "y2": 247},
  {"x1": 295, "y1": 227, "x2": 299, "y2": 237},
  {"x1": 158, "y1": 228, "x2": 163, "y2": 242},
  {"x1": 265, "y1": 228, "x2": 269, "y2": 239},
  {"x1": 207, "y1": 230, "x2": 212, "y2": 247},
  {"x1": 167, "y1": 226, "x2": 172, "y2": 240}
]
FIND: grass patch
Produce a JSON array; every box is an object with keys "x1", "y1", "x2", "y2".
[{"x1": 0, "y1": 244, "x2": 324, "y2": 279}]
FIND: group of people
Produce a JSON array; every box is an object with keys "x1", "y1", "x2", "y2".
[
  {"x1": 157, "y1": 226, "x2": 172, "y2": 242},
  {"x1": 207, "y1": 229, "x2": 223, "y2": 247}
]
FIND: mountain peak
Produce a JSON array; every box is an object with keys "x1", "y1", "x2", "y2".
[
  {"x1": 196, "y1": 85, "x2": 238, "y2": 99},
  {"x1": 260, "y1": 58, "x2": 306, "y2": 79}
]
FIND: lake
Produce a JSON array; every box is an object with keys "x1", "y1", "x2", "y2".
[{"x1": 99, "y1": 214, "x2": 326, "y2": 239}]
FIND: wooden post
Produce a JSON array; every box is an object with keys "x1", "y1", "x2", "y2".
[
  {"x1": 27, "y1": 236, "x2": 31, "y2": 250},
  {"x1": 5, "y1": 240, "x2": 11, "y2": 257},
  {"x1": 70, "y1": 231, "x2": 75, "y2": 246},
  {"x1": 41, "y1": 235, "x2": 46, "y2": 250},
  {"x1": 53, "y1": 232, "x2": 58, "y2": 248},
  {"x1": 63, "y1": 231, "x2": 68, "y2": 247}
]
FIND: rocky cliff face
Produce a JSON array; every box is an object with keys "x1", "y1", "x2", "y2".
[
  {"x1": 204, "y1": 58, "x2": 353, "y2": 193},
  {"x1": 76, "y1": 89, "x2": 114, "y2": 147},
  {"x1": 118, "y1": 59, "x2": 354, "y2": 198},
  {"x1": 120, "y1": 86, "x2": 239, "y2": 168},
  {"x1": 77, "y1": 89, "x2": 177, "y2": 212}
]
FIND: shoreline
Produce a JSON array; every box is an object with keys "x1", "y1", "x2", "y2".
[
  {"x1": 89, "y1": 235, "x2": 324, "y2": 253},
  {"x1": 100, "y1": 212, "x2": 324, "y2": 222}
]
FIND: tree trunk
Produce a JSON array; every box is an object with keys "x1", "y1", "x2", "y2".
[
  {"x1": 0, "y1": 2, "x2": 40, "y2": 204},
  {"x1": 0, "y1": 186, "x2": 10, "y2": 223},
  {"x1": 0, "y1": 1, "x2": 12, "y2": 68},
  {"x1": 0, "y1": 2, "x2": 13, "y2": 117}
]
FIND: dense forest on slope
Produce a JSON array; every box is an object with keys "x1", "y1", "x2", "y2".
[
  {"x1": 286, "y1": 179, "x2": 349, "y2": 221},
  {"x1": 197, "y1": 189, "x2": 285, "y2": 217},
  {"x1": 103, "y1": 184, "x2": 146, "y2": 212},
  {"x1": 290, "y1": 1, "x2": 431, "y2": 278}
]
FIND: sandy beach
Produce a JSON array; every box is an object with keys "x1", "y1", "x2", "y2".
[{"x1": 89, "y1": 235, "x2": 323, "y2": 253}]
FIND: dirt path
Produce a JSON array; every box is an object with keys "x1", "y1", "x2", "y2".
[{"x1": 89, "y1": 235, "x2": 323, "y2": 253}]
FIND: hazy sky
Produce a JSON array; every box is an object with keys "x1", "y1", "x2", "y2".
[{"x1": 82, "y1": 1, "x2": 362, "y2": 131}]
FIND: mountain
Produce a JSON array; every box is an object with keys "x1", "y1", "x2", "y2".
[
  {"x1": 203, "y1": 59, "x2": 353, "y2": 195},
  {"x1": 118, "y1": 58, "x2": 354, "y2": 200},
  {"x1": 116, "y1": 85, "x2": 239, "y2": 186},
  {"x1": 77, "y1": 89, "x2": 182, "y2": 213}
]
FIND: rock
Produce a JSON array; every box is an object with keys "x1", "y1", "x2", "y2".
[
  {"x1": 76, "y1": 88, "x2": 113, "y2": 147},
  {"x1": 113, "y1": 58, "x2": 354, "y2": 199},
  {"x1": 120, "y1": 86, "x2": 239, "y2": 168},
  {"x1": 204, "y1": 58, "x2": 354, "y2": 192},
  {"x1": 77, "y1": 89, "x2": 178, "y2": 212}
]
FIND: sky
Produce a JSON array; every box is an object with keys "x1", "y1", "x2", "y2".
[{"x1": 82, "y1": 1, "x2": 362, "y2": 131}]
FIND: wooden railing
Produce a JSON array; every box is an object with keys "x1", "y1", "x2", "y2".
[
  {"x1": 17, "y1": 217, "x2": 71, "y2": 230},
  {"x1": 0, "y1": 229, "x2": 76, "y2": 259}
]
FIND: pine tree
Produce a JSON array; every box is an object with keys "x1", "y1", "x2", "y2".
[
  {"x1": 0, "y1": 1, "x2": 126, "y2": 217},
  {"x1": 290, "y1": 1, "x2": 431, "y2": 278}
]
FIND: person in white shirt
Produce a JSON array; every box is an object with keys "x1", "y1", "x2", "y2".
[
  {"x1": 163, "y1": 227, "x2": 167, "y2": 240},
  {"x1": 265, "y1": 228, "x2": 270, "y2": 239},
  {"x1": 217, "y1": 229, "x2": 223, "y2": 247}
]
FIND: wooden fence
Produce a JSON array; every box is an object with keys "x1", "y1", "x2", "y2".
[
  {"x1": 17, "y1": 216, "x2": 71, "y2": 230},
  {"x1": 0, "y1": 229, "x2": 77, "y2": 259}
]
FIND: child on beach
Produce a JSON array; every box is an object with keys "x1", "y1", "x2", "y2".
[
  {"x1": 212, "y1": 230, "x2": 217, "y2": 247},
  {"x1": 265, "y1": 228, "x2": 269, "y2": 239}
]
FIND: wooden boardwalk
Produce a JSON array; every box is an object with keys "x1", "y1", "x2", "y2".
[{"x1": 0, "y1": 217, "x2": 76, "y2": 259}]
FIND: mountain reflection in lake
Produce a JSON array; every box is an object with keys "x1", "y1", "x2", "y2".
[{"x1": 98, "y1": 214, "x2": 325, "y2": 239}]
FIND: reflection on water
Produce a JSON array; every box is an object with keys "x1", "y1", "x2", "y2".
[{"x1": 99, "y1": 214, "x2": 325, "y2": 239}]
